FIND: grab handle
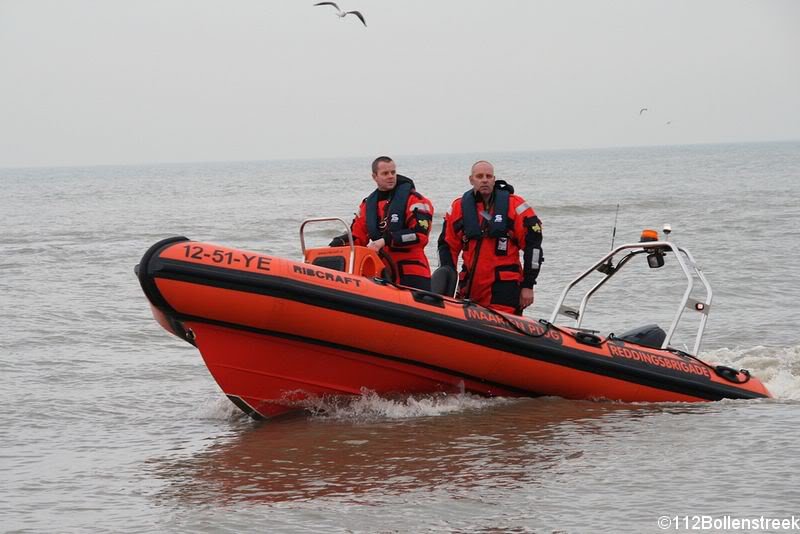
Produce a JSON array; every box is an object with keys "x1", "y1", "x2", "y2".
[{"x1": 299, "y1": 217, "x2": 356, "y2": 275}]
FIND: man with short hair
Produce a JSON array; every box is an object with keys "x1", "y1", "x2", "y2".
[
  {"x1": 331, "y1": 156, "x2": 434, "y2": 290},
  {"x1": 438, "y1": 160, "x2": 543, "y2": 314}
]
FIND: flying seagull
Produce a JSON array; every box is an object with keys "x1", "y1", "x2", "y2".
[
  {"x1": 639, "y1": 108, "x2": 648, "y2": 115},
  {"x1": 314, "y1": 2, "x2": 367, "y2": 27}
]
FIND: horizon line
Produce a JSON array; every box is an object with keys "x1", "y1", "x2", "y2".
[{"x1": 1, "y1": 138, "x2": 798, "y2": 171}]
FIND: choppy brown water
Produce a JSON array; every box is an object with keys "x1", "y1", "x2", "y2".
[{"x1": 2, "y1": 142, "x2": 799, "y2": 533}]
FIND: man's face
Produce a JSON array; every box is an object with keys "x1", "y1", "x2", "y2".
[
  {"x1": 372, "y1": 160, "x2": 397, "y2": 191},
  {"x1": 469, "y1": 162, "x2": 495, "y2": 197}
]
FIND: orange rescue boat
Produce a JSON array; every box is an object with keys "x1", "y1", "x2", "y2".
[{"x1": 136, "y1": 219, "x2": 770, "y2": 419}]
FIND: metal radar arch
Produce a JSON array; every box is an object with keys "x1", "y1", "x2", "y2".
[{"x1": 549, "y1": 225, "x2": 712, "y2": 356}]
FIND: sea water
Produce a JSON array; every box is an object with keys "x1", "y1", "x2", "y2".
[{"x1": 1, "y1": 142, "x2": 799, "y2": 533}]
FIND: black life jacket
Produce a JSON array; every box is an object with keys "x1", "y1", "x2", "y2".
[
  {"x1": 461, "y1": 181, "x2": 513, "y2": 240},
  {"x1": 365, "y1": 175, "x2": 414, "y2": 241}
]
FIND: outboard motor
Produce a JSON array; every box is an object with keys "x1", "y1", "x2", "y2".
[{"x1": 616, "y1": 324, "x2": 667, "y2": 349}]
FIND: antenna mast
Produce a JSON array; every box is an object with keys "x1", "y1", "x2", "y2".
[
  {"x1": 597, "y1": 204, "x2": 620, "y2": 275},
  {"x1": 610, "y1": 203, "x2": 620, "y2": 251}
]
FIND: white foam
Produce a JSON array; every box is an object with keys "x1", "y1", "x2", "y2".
[
  {"x1": 301, "y1": 388, "x2": 512, "y2": 421},
  {"x1": 196, "y1": 393, "x2": 250, "y2": 421},
  {"x1": 703, "y1": 344, "x2": 800, "y2": 400}
]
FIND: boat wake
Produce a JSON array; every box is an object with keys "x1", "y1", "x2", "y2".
[
  {"x1": 300, "y1": 389, "x2": 515, "y2": 421},
  {"x1": 294, "y1": 389, "x2": 514, "y2": 422},
  {"x1": 194, "y1": 388, "x2": 513, "y2": 422},
  {"x1": 703, "y1": 344, "x2": 800, "y2": 400}
]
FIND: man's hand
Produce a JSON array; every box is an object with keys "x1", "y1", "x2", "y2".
[
  {"x1": 520, "y1": 287, "x2": 534, "y2": 309},
  {"x1": 328, "y1": 233, "x2": 349, "y2": 247},
  {"x1": 367, "y1": 238, "x2": 386, "y2": 252}
]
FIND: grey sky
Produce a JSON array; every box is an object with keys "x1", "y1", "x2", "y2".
[{"x1": 1, "y1": 0, "x2": 798, "y2": 167}]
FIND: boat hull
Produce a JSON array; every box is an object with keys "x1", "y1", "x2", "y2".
[{"x1": 138, "y1": 237, "x2": 771, "y2": 419}]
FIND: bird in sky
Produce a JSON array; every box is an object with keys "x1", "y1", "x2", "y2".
[
  {"x1": 313, "y1": 2, "x2": 367, "y2": 27},
  {"x1": 639, "y1": 108, "x2": 648, "y2": 115}
]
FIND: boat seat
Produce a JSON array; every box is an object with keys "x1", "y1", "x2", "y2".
[
  {"x1": 615, "y1": 324, "x2": 667, "y2": 349},
  {"x1": 431, "y1": 265, "x2": 457, "y2": 296},
  {"x1": 304, "y1": 246, "x2": 386, "y2": 278}
]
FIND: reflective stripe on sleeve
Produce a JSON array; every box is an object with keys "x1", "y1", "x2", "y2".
[{"x1": 529, "y1": 248, "x2": 541, "y2": 269}]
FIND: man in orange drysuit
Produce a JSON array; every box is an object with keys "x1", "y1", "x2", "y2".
[
  {"x1": 438, "y1": 160, "x2": 543, "y2": 314},
  {"x1": 331, "y1": 156, "x2": 434, "y2": 290}
]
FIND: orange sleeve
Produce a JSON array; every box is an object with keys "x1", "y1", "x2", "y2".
[
  {"x1": 350, "y1": 200, "x2": 370, "y2": 246},
  {"x1": 511, "y1": 196, "x2": 536, "y2": 244}
]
